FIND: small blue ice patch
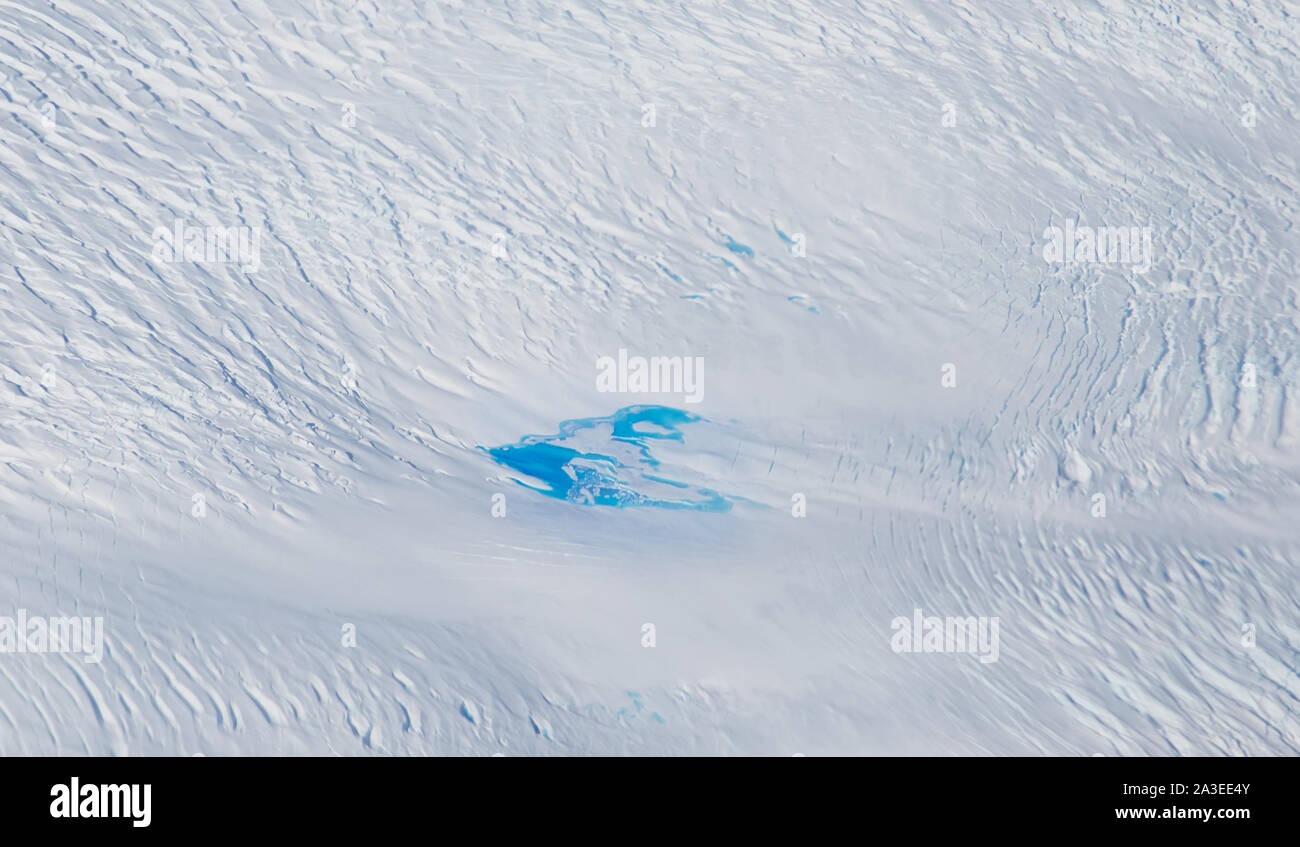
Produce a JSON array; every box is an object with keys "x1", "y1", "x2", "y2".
[{"x1": 724, "y1": 237, "x2": 754, "y2": 257}]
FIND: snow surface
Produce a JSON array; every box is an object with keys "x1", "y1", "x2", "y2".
[{"x1": 0, "y1": 0, "x2": 1297, "y2": 754}]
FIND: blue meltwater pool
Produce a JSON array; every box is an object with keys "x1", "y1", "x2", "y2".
[{"x1": 484, "y1": 406, "x2": 735, "y2": 511}]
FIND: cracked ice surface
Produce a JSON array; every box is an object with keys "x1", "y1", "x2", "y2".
[{"x1": 0, "y1": 0, "x2": 1297, "y2": 754}]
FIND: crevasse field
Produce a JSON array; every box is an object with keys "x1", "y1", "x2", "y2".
[{"x1": 0, "y1": 0, "x2": 1296, "y2": 755}]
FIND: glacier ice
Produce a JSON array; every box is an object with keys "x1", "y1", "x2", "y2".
[{"x1": 0, "y1": 0, "x2": 1296, "y2": 755}]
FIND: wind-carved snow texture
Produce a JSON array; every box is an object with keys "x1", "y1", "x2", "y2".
[{"x1": 0, "y1": 0, "x2": 1297, "y2": 755}]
